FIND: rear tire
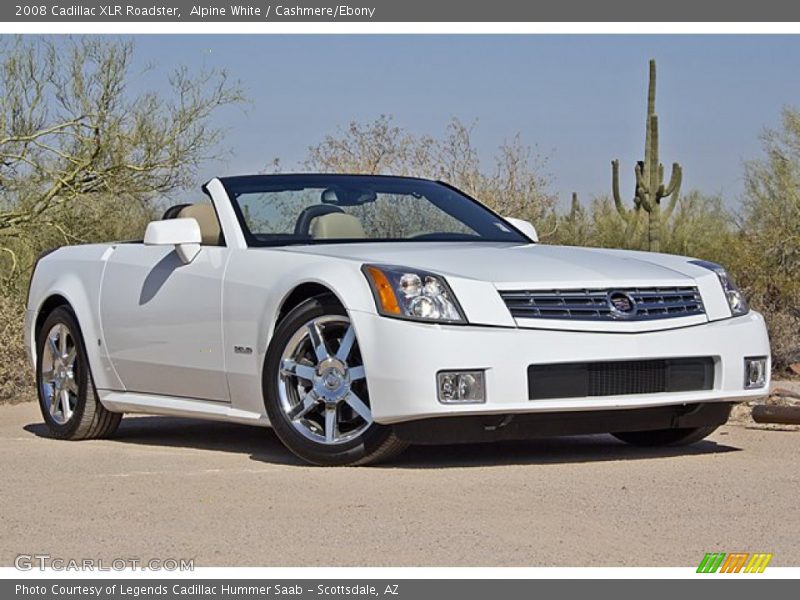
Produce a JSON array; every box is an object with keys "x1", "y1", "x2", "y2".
[
  {"x1": 263, "y1": 295, "x2": 408, "y2": 466},
  {"x1": 36, "y1": 306, "x2": 122, "y2": 440},
  {"x1": 611, "y1": 425, "x2": 718, "y2": 447}
]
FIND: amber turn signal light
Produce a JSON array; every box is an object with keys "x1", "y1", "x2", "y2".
[{"x1": 364, "y1": 266, "x2": 401, "y2": 315}]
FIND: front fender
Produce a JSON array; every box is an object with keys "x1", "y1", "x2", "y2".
[
  {"x1": 27, "y1": 249, "x2": 124, "y2": 391},
  {"x1": 222, "y1": 250, "x2": 377, "y2": 415},
  {"x1": 265, "y1": 261, "x2": 377, "y2": 342}
]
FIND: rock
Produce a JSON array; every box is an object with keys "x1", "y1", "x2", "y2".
[{"x1": 772, "y1": 387, "x2": 800, "y2": 400}]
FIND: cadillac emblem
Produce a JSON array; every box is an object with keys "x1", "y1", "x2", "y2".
[{"x1": 607, "y1": 291, "x2": 637, "y2": 318}]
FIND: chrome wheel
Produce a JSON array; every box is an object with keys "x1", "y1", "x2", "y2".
[
  {"x1": 40, "y1": 323, "x2": 78, "y2": 425},
  {"x1": 277, "y1": 315, "x2": 371, "y2": 445}
]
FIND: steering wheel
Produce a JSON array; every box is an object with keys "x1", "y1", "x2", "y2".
[{"x1": 293, "y1": 205, "x2": 344, "y2": 236}]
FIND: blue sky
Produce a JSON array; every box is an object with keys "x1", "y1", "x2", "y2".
[{"x1": 127, "y1": 35, "x2": 800, "y2": 209}]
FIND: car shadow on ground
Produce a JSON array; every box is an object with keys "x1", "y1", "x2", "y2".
[{"x1": 23, "y1": 415, "x2": 741, "y2": 469}]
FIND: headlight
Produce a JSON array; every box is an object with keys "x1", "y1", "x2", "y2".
[
  {"x1": 362, "y1": 264, "x2": 466, "y2": 323},
  {"x1": 690, "y1": 260, "x2": 749, "y2": 316}
]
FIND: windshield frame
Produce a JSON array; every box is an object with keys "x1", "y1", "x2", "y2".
[{"x1": 217, "y1": 174, "x2": 532, "y2": 247}]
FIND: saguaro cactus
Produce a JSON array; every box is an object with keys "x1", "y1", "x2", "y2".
[
  {"x1": 559, "y1": 191, "x2": 591, "y2": 246},
  {"x1": 570, "y1": 191, "x2": 580, "y2": 218},
  {"x1": 612, "y1": 59, "x2": 682, "y2": 252}
]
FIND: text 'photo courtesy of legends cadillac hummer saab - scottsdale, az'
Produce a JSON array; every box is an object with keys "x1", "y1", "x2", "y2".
[{"x1": 24, "y1": 173, "x2": 770, "y2": 465}]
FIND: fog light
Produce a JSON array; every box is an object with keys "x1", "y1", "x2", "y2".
[
  {"x1": 744, "y1": 357, "x2": 767, "y2": 389},
  {"x1": 437, "y1": 370, "x2": 486, "y2": 403}
]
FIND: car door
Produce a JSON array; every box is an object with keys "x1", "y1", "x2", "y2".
[{"x1": 99, "y1": 241, "x2": 229, "y2": 402}]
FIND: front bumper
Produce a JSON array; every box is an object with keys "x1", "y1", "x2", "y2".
[
  {"x1": 349, "y1": 310, "x2": 771, "y2": 424},
  {"x1": 392, "y1": 402, "x2": 734, "y2": 444}
]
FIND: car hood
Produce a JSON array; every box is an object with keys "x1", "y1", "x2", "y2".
[{"x1": 279, "y1": 241, "x2": 698, "y2": 288}]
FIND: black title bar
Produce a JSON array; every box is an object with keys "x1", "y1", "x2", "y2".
[{"x1": 5, "y1": 0, "x2": 800, "y2": 22}]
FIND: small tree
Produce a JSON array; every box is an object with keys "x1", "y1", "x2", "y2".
[
  {"x1": 0, "y1": 37, "x2": 244, "y2": 287},
  {"x1": 297, "y1": 115, "x2": 556, "y2": 226}
]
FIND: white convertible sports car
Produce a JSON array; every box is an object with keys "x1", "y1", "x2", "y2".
[{"x1": 25, "y1": 174, "x2": 771, "y2": 465}]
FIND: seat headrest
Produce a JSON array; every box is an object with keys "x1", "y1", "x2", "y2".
[
  {"x1": 310, "y1": 213, "x2": 366, "y2": 240},
  {"x1": 177, "y1": 204, "x2": 221, "y2": 246}
]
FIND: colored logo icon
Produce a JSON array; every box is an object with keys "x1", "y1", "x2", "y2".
[{"x1": 697, "y1": 552, "x2": 773, "y2": 573}]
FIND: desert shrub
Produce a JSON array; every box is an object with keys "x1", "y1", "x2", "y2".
[
  {"x1": 733, "y1": 107, "x2": 800, "y2": 372},
  {"x1": 0, "y1": 37, "x2": 243, "y2": 403},
  {"x1": 551, "y1": 191, "x2": 737, "y2": 261},
  {"x1": 0, "y1": 295, "x2": 29, "y2": 403}
]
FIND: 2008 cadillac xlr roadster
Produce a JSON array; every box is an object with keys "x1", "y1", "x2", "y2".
[{"x1": 25, "y1": 174, "x2": 770, "y2": 465}]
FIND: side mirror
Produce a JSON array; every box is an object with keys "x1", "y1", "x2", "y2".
[
  {"x1": 504, "y1": 217, "x2": 538, "y2": 243},
  {"x1": 144, "y1": 218, "x2": 202, "y2": 264}
]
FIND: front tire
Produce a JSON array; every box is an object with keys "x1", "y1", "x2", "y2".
[
  {"x1": 263, "y1": 295, "x2": 408, "y2": 466},
  {"x1": 611, "y1": 425, "x2": 719, "y2": 447},
  {"x1": 36, "y1": 306, "x2": 122, "y2": 440}
]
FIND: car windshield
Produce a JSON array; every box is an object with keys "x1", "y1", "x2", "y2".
[{"x1": 218, "y1": 174, "x2": 529, "y2": 246}]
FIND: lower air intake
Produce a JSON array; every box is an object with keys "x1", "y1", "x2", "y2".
[{"x1": 528, "y1": 357, "x2": 715, "y2": 400}]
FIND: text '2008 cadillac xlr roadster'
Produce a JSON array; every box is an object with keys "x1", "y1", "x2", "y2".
[{"x1": 25, "y1": 174, "x2": 770, "y2": 465}]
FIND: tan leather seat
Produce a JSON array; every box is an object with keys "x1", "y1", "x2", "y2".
[
  {"x1": 177, "y1": 204, "x2": 222, "y2": 246},
  {"x1": 310, "y1": 213, "x2": 366, "y2": 239}
]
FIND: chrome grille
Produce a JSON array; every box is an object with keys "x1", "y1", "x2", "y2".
[{"x1": 499, "y1": 286, "x2": 705, "y2": 321}]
